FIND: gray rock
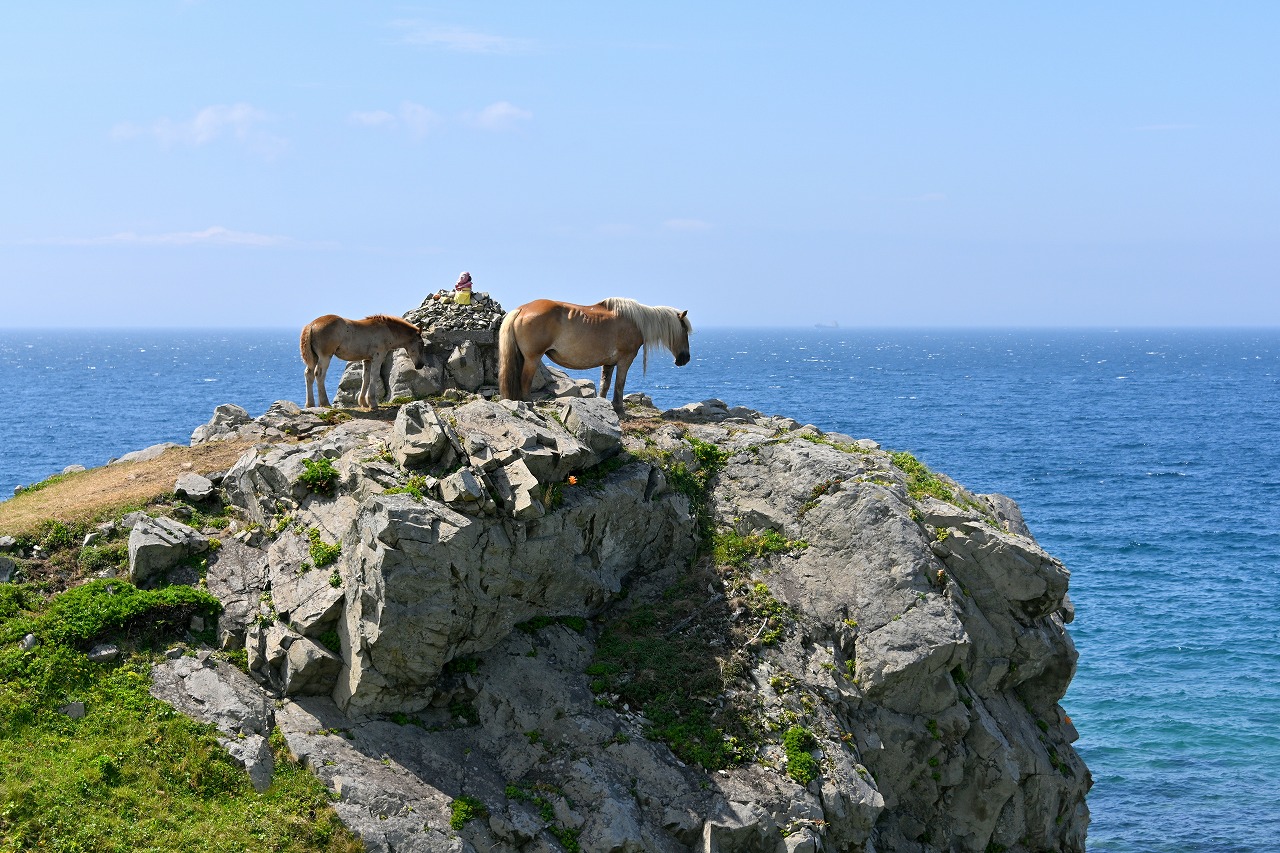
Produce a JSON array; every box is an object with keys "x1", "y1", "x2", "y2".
[
  {"x1": 0, "y1": 556, "x2": 14, "y2": 584},
  {"x1": 0, "y1": 535, "x2": 18, "y2": 552},
  {"x1": 283, "y1": 637, "x2": 343, "y2": 696},
  {"x1": 439, "y1": 468, "x2": 485, "y2": 504},
  {"x1": 59, "y1": 701, "x2": 86, "y2": 719},
  {"x1": 174, "y1": 472, "x2": 216, "y2": 501},
  {"x1": 88, "y1": 644, "x2": 121, "y2": 663},
  {"x1": 19, "y1": 633, "x2": 37, "y2": 651},
  {"x1": 111, "y1": 442, "x2": 182, "y2": 465},
  {"x1": 150, "y1": 655, "x2": 275, "y2": 791},
  {"x1": 128, "y1": 516, "x2": 209, "y2": 584},
  {"x1": 178, "y1": 360, "x2": 1089, "y2": 852},
  {"x1": 391, "y1": 401, "x2": 450, "y2": 468},
  {"x1": 445, "y1": 340, "x2": 485, "y2": 391},
  {"x1": 62, "y1": 464, "x2": 86, "y2": 474},
  {"x1": 191, "y1": 403, "x2": 254, "y2": 444}
]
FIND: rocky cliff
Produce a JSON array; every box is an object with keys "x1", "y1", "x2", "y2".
[{"x1": 142, "y1": 295, "x2": 1089, "y2": 853}]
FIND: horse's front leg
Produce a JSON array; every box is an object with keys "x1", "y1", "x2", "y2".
[
  {"x1": 599, "y1": 364, "x2": 614, "y2": 400},
  {"x1": 611, "y1": 354, "x2": 635, "y2": 416}
]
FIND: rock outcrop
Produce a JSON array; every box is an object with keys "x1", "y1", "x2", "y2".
[{"x1": 163, "y1": 379, "x2": 1090, "y2": 852}]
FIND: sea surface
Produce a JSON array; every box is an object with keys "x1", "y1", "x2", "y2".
[{"x1": 2, "y1": 326, "x2": 1278, "y2": 852}]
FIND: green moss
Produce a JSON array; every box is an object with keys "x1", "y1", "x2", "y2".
[
  {"x1": 587, "y1": 587, "x2": 755, "y2": 770},
  {"x1": 382, "y1": 475, "x2": 433, "y2": 500}
]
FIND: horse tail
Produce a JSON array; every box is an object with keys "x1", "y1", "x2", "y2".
[
  {"x1": 300, "y1": 321, "x2": 317, "y2": 370},
  {"x1": 498, "y1": 308, "x2": 524, "y2": 400}
]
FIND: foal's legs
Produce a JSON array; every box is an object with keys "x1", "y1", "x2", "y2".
[
  {"x1": 313, "y1": 354, "x2": 333, "y2": 408},
  {"x1": 357, "y1": 358, "x2": 373, "y2": 409}
]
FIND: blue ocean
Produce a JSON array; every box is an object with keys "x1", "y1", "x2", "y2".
[{"x1": 2, "y1": 327, "x2": 1278, "y2": 852}]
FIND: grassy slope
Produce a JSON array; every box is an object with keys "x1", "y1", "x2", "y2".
[{"x1": 0, "y1": 445, "x2": 362, "y2": 852}]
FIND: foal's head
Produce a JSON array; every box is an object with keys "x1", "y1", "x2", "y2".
[{"x1": 405, "y1": 329, "x2": 429, "y2": 370}]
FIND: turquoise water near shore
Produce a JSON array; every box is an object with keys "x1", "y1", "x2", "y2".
[{"x1": 2, "y1": 327, "x2": 1278, "y2": 851}]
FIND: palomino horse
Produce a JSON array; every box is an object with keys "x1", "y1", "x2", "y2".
[
  {"x1": 499, "y1": 297, "x2": 691, "y2": 414},
  {"x1": 300, "y1": 314, "x2": 428, "y2": 409}
]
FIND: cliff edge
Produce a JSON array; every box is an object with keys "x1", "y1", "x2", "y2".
[{"x1": 146, "y1": 369, "x2": 1089, "y2": 852}]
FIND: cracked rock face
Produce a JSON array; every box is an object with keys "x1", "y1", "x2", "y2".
[{"x1": 171, "y1": 351, "x2": 1090, "y2": 852}]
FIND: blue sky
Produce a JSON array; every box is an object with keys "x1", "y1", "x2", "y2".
[{"x1": 2, "y1": 3, "x2": 1277, "y2": 328}]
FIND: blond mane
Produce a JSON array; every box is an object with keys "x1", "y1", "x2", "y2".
[{"x1": 601, "y1": 297, "x2": 693, "y2": 373}]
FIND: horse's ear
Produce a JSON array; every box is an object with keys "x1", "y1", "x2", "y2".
[{"x1": 679, "y1": 310, "x2": 687, "y2": 319}]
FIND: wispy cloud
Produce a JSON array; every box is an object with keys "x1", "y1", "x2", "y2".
[
  {"x1": 351, "y1": 100, "x2": 527, "y2": 138},
  {"x1": 111, "y1": 103, "x2": 286, "y2": 156},
  {"x1": 29, "y1": 226, "x2": 293, "y2": 248},
  {"x1": 663, "y1": 218, "x2": 713, "y2": 232},
  {"x1": 464, "y1": 101, "x2": 533, "y2": 132},
  {"x1": 391, "y1": 21, "x2": 532, "y2": 54},
  {"x1": 348, "y1": 101, "x2": 442, "y2": 140}
]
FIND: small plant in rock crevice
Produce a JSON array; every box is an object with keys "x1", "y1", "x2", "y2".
[
  {"x1": 299, "y1": 457, "x2": 340, "y2": 496},
  {"x1": 307, "y1": 528, "x2": 342, "y2": 568},
  {"x1": 783, "y1": 726, "x2": 820, "y2": 785},
  {"x1": 449, "y1": 795, "x2": 488, "y2": 830}
]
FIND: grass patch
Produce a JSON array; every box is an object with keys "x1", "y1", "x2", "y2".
[
  {"x1": 381, "y1": 475, "x2": 433, "y2": 501},
  {"x1": 0, "y1": 440, "x2": 256, "y2": 540},
  {"x1": 0, "y1": 582, "x2": 360, "y2": 852},
  {"x1": 712, "y1": 529, "x2": 807, "y2": 569},
  {"x1": 587, "y1": 575, "x2": 755, "y2": 770},
  {"x1": 889, "y1": 451, "x2": 954, "y2": 502},
  {"x1": 504, "y1": 782, "x2": 581, "y2": 851},
  {"x1": 298, "y1": 458, "x2": 340, "y2": 497}
]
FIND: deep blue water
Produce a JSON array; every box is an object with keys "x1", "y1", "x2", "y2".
[{"x1": 2, "y1": 327, "x2": 1278, "y2": 851}]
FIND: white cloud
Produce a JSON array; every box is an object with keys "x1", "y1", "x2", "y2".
[
  {"x1": 391, "y1": 21, "x2": 531, "y2": 54},
  {"x1": 349, "y1": 110, "x2": 397, "y2": 128},
  {"x1": 399, "y1": 102, "x2": 440, "y2": 139},
  {"x1": 348, "y1": 102, "x2": 441, "y2": 140},
  {"x1": 32, "y1": 226, "x2": 291, "y2": 247},
  {"x1": 465, "y1": 101, "x2": 532, "y2": 132},
  {"x1": 663, "y1": 218, "x2": 713, "y2": 232},
  {"x1": 111, "y1": 103, "x2": 285, "y2": 156}
]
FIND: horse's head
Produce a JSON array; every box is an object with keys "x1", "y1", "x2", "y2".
[
  {"x1": 674, "y1": 310, "x2": 691, "y2": 367},
  {"x1": 408, "y1": 333, "x2": 429, "y2": 370}
]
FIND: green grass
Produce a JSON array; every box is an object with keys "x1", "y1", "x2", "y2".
[
  {"x1": 712, "y1": 529, "x2": 807, "y2": 569},
  {"x1": 587, "y1": 578, "x2": 755, "y2": 770},
  {"x1": 889, "y1": 451, "x2": 954, "y2": 502},
  {"x1": 382, "y1": 475, "x2": 433, "y2": 501},
  {"x1": 0, "y1": 581, "x2": 361, "y2": 852}
]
